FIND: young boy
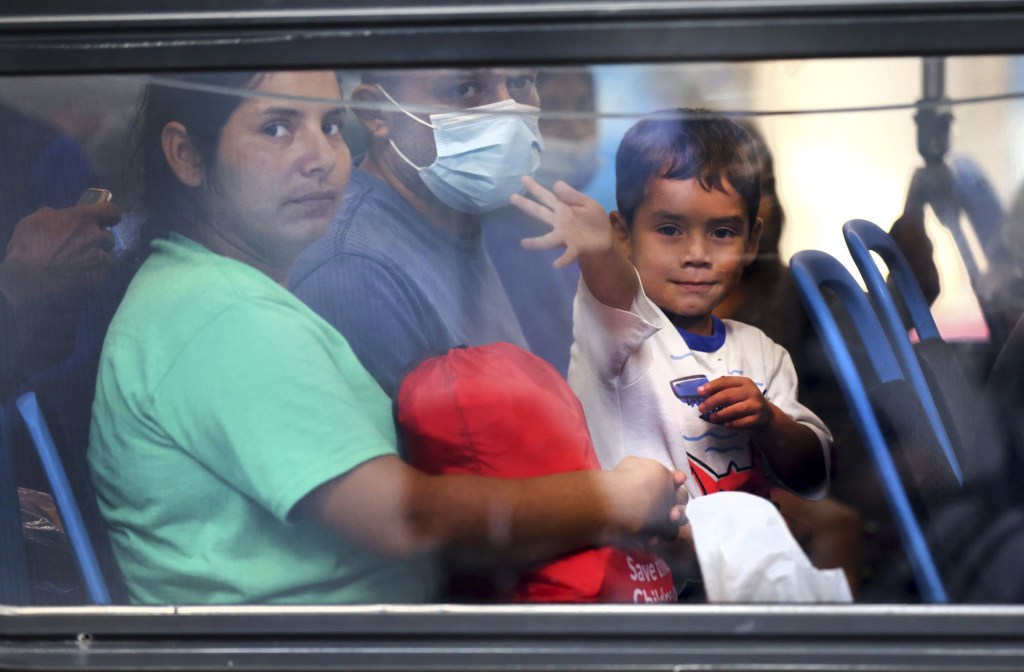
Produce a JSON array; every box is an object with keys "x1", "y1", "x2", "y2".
[{"x1": 511, "y1": 109, "x2": 831, "y2": 502}]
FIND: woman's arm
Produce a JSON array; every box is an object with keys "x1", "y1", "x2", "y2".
[{"x1": 300, "y1": 454, "x2": 686, "y2": 562}]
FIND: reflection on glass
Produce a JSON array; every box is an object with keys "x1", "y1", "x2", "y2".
[{"x1": 0, "y1": 56, "x2": 1021, "y2": 606}]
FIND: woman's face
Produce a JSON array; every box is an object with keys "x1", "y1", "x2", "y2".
[{"x1": 201, "y1": 71, "x2": 351, "y2": 277}]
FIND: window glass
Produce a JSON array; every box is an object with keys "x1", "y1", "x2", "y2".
[{"x1": 1, "y1": 54, "x2": 1023, "y2": 613}]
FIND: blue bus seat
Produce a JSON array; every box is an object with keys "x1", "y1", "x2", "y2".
[
  {"x1": 4, "y1": 251, "x2": 141, "y2": 606},
  {"x1": 15, "y1": 391, "x2": 113, "y2": 605},
  {"x1": 843, "y1": 219, "x2": 968, "y2": 481},
  {"x1": 0, "y1": 404, "x2": 30, "y2": 605},
  {"x1": 791, "y1": 249, "x2": 959, "y2": 603}
]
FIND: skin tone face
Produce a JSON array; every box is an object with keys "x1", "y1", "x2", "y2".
[
  {"x1": 384, "y1": 68, "x2": 540, "y2": 168},
  {"x1": 164, "y1": 71, "x2": 351, "y2": 283},
  {"x1": 353, "y1": 68, "x2": 539, "y2": 234},
  {"x1": 615, "y1": 176, "x2": 761, "y2": 336},
  {"x1": 536, "y1": 71, "x2": 595, "y2": 143}
]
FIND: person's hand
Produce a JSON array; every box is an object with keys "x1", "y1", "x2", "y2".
[
  {"x1": 0, "y1": 202, "x2": 120, "y2": 309},
  {"x1": 605, "y1": 456, "x2": 688, "y2": 542},
  {"x1": 510, "y1": 176, "x2": 613, "y2": 268},
  {"x1": 698, "y1": 376, "x2": 773, "y2": 431}
]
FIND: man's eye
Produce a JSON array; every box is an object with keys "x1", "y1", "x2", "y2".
[
  {"x1": 262, "y1": 122, "x2": 289, "y2": 138},
  {"x1": 322, "y1": 121, "x2": 343, "y2": 136},
  {"x1": 455, "y1": 82, "x2": 481, "y2": 99}
]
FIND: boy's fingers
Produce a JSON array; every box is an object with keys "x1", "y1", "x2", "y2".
[
  {"x1": 553, "y1": 249, "x2": 579, "y2": 268},
  {"x1": 697, "y1": 376, "x2": 741, "y2": 396},
  {"x1": 700, "y1": 388, "x2": 742, "y2": 414},
  {"x1": 709, "y1": 399, "x2": 757, "y2": 424},
  {"x1": 520, "y1": 231, "x2": 564, "y2": 251},
  {"x1": 510, "y1": 193, "x2": 555, "y2": 226},
  {"x1": 552, "y1": 179, "x2": 588, "y2": 207},
  {"x1": 520, "y1": 175, "x2": 561, "y2": 210}
]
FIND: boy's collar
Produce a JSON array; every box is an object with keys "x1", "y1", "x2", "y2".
[{"x1": 676, "y1": 316, "x2": 726, "y2": 353}]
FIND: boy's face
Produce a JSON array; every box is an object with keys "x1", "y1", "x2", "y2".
[{"x1": 614, "y1": 176, "x2": 761, "y2": 335}]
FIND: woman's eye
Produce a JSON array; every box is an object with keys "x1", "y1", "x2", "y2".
[
  {"x1": 322, "y1": 121, "x2": 343, "y2": 136},
  {"x1": 262, "y1": 122, "x2": 289, "y2": 138}
]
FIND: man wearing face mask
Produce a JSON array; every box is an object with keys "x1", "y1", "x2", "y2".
[{"x1": 290, "y1": 69, "x2": 543, "y2": 397}]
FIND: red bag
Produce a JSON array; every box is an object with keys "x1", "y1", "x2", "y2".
[{"x1": 397, "y1": 342, "x2": 677, "y2": 603}]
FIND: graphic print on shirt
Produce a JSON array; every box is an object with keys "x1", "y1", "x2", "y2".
[{"x1": 670, "y1": 374, "x2": 770, "y2": 497}]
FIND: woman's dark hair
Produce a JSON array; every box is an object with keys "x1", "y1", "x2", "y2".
[
  {"x1": 131, "y1": 72, "x2": 263, "y2": 251},
  {"x1": 615, "y1": 108, "x2": 761, "y2": 232}
]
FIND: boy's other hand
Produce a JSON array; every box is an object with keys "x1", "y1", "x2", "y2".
[
  {"x1": 510, "y1": 176, "x2": 612, "y2": 268},
  {"x1": 697, "y1": 376, "x2": 773, "y2": 431}
]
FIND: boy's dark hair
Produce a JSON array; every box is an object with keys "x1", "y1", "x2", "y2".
[{"x1": 615, "y1": 108, "x2": 761, "y2": 232}]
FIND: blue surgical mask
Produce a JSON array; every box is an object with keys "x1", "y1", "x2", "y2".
[{"x1": 378, "y1": 86, "x2": 544, "y2": 214}]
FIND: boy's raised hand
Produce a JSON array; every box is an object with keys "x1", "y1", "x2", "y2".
[{"x1": 510, "y1": 176, "x2": 612, "y2": 268}]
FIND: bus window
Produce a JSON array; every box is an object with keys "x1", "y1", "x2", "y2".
[{"x1": 2, "y1": 3, "x2": 1024, "y2": 670}]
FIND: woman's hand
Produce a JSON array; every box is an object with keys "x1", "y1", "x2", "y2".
[{"x1": 604, "y1": 456, "x2": 689, "y2": 543}]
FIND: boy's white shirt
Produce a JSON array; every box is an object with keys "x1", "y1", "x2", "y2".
[{"x1": 567, "y1": 270, "x2": 832, "y2": 500}]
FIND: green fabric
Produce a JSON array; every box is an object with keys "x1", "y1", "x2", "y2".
[{"x1": 89, "y1": 234, "x2": 437, "y2": 605}]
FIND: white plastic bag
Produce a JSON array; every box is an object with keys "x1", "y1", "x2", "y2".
[{"x1": 687, "y1": 491, "x2": 853, "y2": 603}]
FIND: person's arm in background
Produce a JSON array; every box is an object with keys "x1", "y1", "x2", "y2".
[
  {"x1": 0, "y1": 202, "x2": 119, "y2": 396},
  {"x1": 302, "y1": 453, "x2": 687, "y2": 563},
  {"x1": 512, "y1": 177, "x2": 638, "y2": 311},
  {"x1": 889, "y1": 167, "x2": 942, "y2": 306}
]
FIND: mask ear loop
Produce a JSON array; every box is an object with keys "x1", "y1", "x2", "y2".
[
  {"x1": 376, "y1": 85, "x2": 438, "y2": 129},
  {"x1": 376, "y1": 85, "x2": 436, "y2": 170}
]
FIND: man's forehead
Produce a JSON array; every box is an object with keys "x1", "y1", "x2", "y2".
[{"x1": 382, "y1": 68, "x2": 535, "y2": 87}]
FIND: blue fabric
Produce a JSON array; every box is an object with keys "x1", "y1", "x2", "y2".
[
  {"x1": 290, "y1": 167, "x2": 528, "y2": 398},
  {"x1": 676, "y1": 316, "x2": 727, "y2": 353},
  {"x1": 0, "y1": 104, "x2": 93, "y2": 250},
  {"x1": 483, "y1": 208, "x2": 578, "y2": 377}
]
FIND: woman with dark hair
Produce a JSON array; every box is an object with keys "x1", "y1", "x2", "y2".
[{"x1": 87, "y1": 70, "x2": 686, "y2": 605}]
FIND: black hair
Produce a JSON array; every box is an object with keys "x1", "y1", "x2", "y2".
[
  {"x1": 615, "y1": 108, "x2": 761, "y2": 233},
  {"x1": 131, "y1": 72, "x2": 264, "y2": 252}
]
